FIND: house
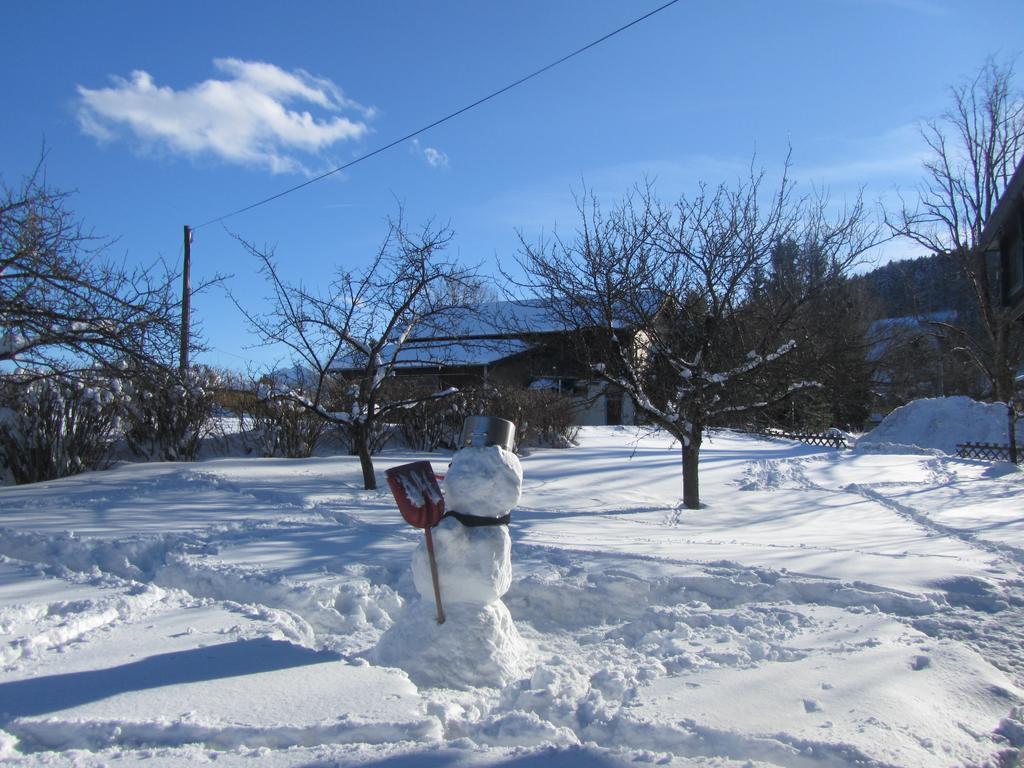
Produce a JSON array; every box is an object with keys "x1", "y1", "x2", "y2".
[
  {"x1": 864, "y1": 310, "x2": 985, "y2": 423},
  {"x1": 981, "y1": 157, "x2": 1024, "y2": 322},
  {"x1": 329, "y1": 300, "x2": 637, "y2": 426}
]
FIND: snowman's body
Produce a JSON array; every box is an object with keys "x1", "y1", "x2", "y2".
[
  {"x1": 411, "y1": 517, "x2": 511, "y2": 605},
  {"x1": 374, "y1": 445, "x2": 526, "y2": 689}
]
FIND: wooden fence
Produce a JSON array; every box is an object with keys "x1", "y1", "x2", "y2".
[
  {"x1": 955, "y1": 442, "x2": 1021, "y2": 463},
  {"x1": 748, "y1": 430, "x2": 848, "y2": 449},
  {"x1": 746, "y1": 433, "x2": 1020, "y2": 460}
]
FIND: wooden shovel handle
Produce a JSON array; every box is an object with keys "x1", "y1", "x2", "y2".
[{"x1": 423, "y1": 524, "x2": 445, "y2": 625}]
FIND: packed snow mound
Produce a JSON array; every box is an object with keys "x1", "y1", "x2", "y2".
[
  {"x1": 444, "y1": 445, "x2": 522, "y2": 518},
  {"x1": 858, "y1": 396, "x2": 1022, "y2": 456},
  {"x1": 411, "y1": 516, "x2": 512, "y2": 605},
  {"x1": 372, "y1": 601, "x2": 525, "y2": 689}
]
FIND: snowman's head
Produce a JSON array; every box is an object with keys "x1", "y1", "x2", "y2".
[{"x1": 444, "y1": 445, "x2": 522, "y2": 518}]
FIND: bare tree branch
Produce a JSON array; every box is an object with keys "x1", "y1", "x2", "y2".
[
  {"x1": 1, "y1": 159, "x2": 208, "y2": 381},
  {"x1": 232, "y1": 209, "x2": 480, "y2": 489},
  {"x1": 888, "y1": 58, "x2": 1024, "y2": 401},
  {"x1": 513, "y1": 159, "x2": 877, "y2": 508}
]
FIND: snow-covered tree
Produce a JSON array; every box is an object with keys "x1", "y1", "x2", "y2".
[
  {"x1": 235, "y1": 211, "x2": 480, "y2": 489},
  {"x1": 516, "y1": 166, "x2": 875, "y2": 509},
  {"x1": 122, "y1": 364, "x2": 219, "y2": 462},
  {"x1": 0, "y1": 373, "x2": 123, "y2": 484},
  {"x1": 0, "y1": 161, "x2": 223, "y2": 482},
  {"x1": 1, "y1": 162, "x2": 188, "y2": 379}
]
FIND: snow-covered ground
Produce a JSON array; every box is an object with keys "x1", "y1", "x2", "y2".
[{"x1": 2, "y1": 417, "x2": 1023, "y2": 766}]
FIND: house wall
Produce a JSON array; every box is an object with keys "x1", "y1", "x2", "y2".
[
  {"x1": 983, "y1": 157, "x2": 1024, "y2": 321},
  {"x1": 999, "y1": 195, "x2": 1024, "y2": 319},
  {"x1": 572, "y1": 382, "x2": 636, "y2": 427},
  {"x1": 372, "y1": 331, "x2": 642, "y2": 427},
  {"x1": 622, "y1": 390, "x2": 636, "y2": 425}
]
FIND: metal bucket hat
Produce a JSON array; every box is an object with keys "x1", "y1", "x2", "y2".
[{"x1": 458, "y1": 415, "x2": 516, "y2": 452}]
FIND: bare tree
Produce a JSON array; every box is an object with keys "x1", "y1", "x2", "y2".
[
  {"x1": 517, "y1": 166, "x2": 875, "y2": 509},
  {"x1": 890, "y1": 59, "x2": 1024, "y2": 402},
  {"x1": 234, "y1": 211, "x2": 479, "y2": 489},
  {"x1": 1, "y1": 162, "x2": 188, "y2": 378}
]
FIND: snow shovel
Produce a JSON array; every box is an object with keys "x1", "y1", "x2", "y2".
[{"x1": 384, "y1": 461, "x2": 446, "y2": 624}]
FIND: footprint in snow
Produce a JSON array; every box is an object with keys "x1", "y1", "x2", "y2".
[{"x1": 803, "y1": 698, "x2": 823, "y2": 713}]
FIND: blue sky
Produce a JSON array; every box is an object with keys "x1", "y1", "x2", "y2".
[{"x1": 2, "y1": 1, "x2": 1022, "y2": 370}]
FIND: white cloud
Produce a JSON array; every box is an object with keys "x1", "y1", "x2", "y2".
[
  {"x1": 423, "y1": 147, "x2": 449, "y2": 168},
  {"x1": 410, "y1": 138, "x2": 449, "y2": 169},
  {"x1": 76, "y1": 58, "x2": 373, "y2": 174}
]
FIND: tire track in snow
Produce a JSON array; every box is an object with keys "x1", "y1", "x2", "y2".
[
  {"x1": 840, "y1": 481, "x2": 1024, "y2": 568},
  {"x1": 8, "y1": 715, "x2": 442, "y2": 754},
  {"x1": 741, "y1": 455, "x2": 1024, "y2": 568},
  {"x1": 815, "y1": 462, "x2": 1024, "y2": 687},
  {"x1": 509, "y1": 547, "x2": 939, "y2": 623},
  {"x1": 432, "y1": 553, "x2": 930, "y2": 767}
]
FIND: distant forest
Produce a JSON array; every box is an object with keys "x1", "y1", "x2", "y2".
[{"x1": 853, "y1": 252, "x2": 976, "y2": 319}]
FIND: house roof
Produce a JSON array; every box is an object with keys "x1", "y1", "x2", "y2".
[
  {"x1": 866, "y1": 311, "x2": 956, "y2": 362},
  {"x1": 382, "y1": 337, "x2": 532, "y2": 369},
  {"x1": 328, "y1": 296, "x2": 660, "y2": 373},
  {"x1": 980, "y1": 157, "x2": 1024, "y2": 251},
  {"x1": 404, "y1": 299, "x2": 571, "y2": 342},
  {"x1": 329, "y1": 300, "x2": 569, "y2": 372}
]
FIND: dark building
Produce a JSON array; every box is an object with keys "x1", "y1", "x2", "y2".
[
  {"x1": 329, "y1": 300, "x2": 637, "y2": 426},
  {"x1": 981, "y1": 158, "x2": 1024, "y2": 321}
]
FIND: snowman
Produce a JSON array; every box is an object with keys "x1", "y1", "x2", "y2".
[{"x1": 374, "y1": 416, "x2": 526, "y2": 689}]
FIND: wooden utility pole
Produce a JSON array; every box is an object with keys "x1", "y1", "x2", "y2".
[{"x1": 180, "y1": 225, "x2": 192, "y2": 371}]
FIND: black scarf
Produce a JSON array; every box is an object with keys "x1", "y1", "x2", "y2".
[{"x1": 444, "y1": 510, "x2": 511, "y2": 527}]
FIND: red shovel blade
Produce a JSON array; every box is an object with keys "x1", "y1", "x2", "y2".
[
  {"x1": 385, "y1": 461, "x2": 445, "y2": 528},
  {"x1": 385, "y1": 461, "x2": 447, "y2": 624}
]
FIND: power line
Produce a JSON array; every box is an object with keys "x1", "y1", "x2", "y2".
[{"x1": 195, "y1": 0, "x2": 682, "y2": 230}]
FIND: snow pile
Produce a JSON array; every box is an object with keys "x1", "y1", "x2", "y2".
[
  {"x1": 858, "y1": 396, "x2": 1022, "y2": 455},
  {"x1": 372, "y1": 599, "x2": 525, "y2": 689}
]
